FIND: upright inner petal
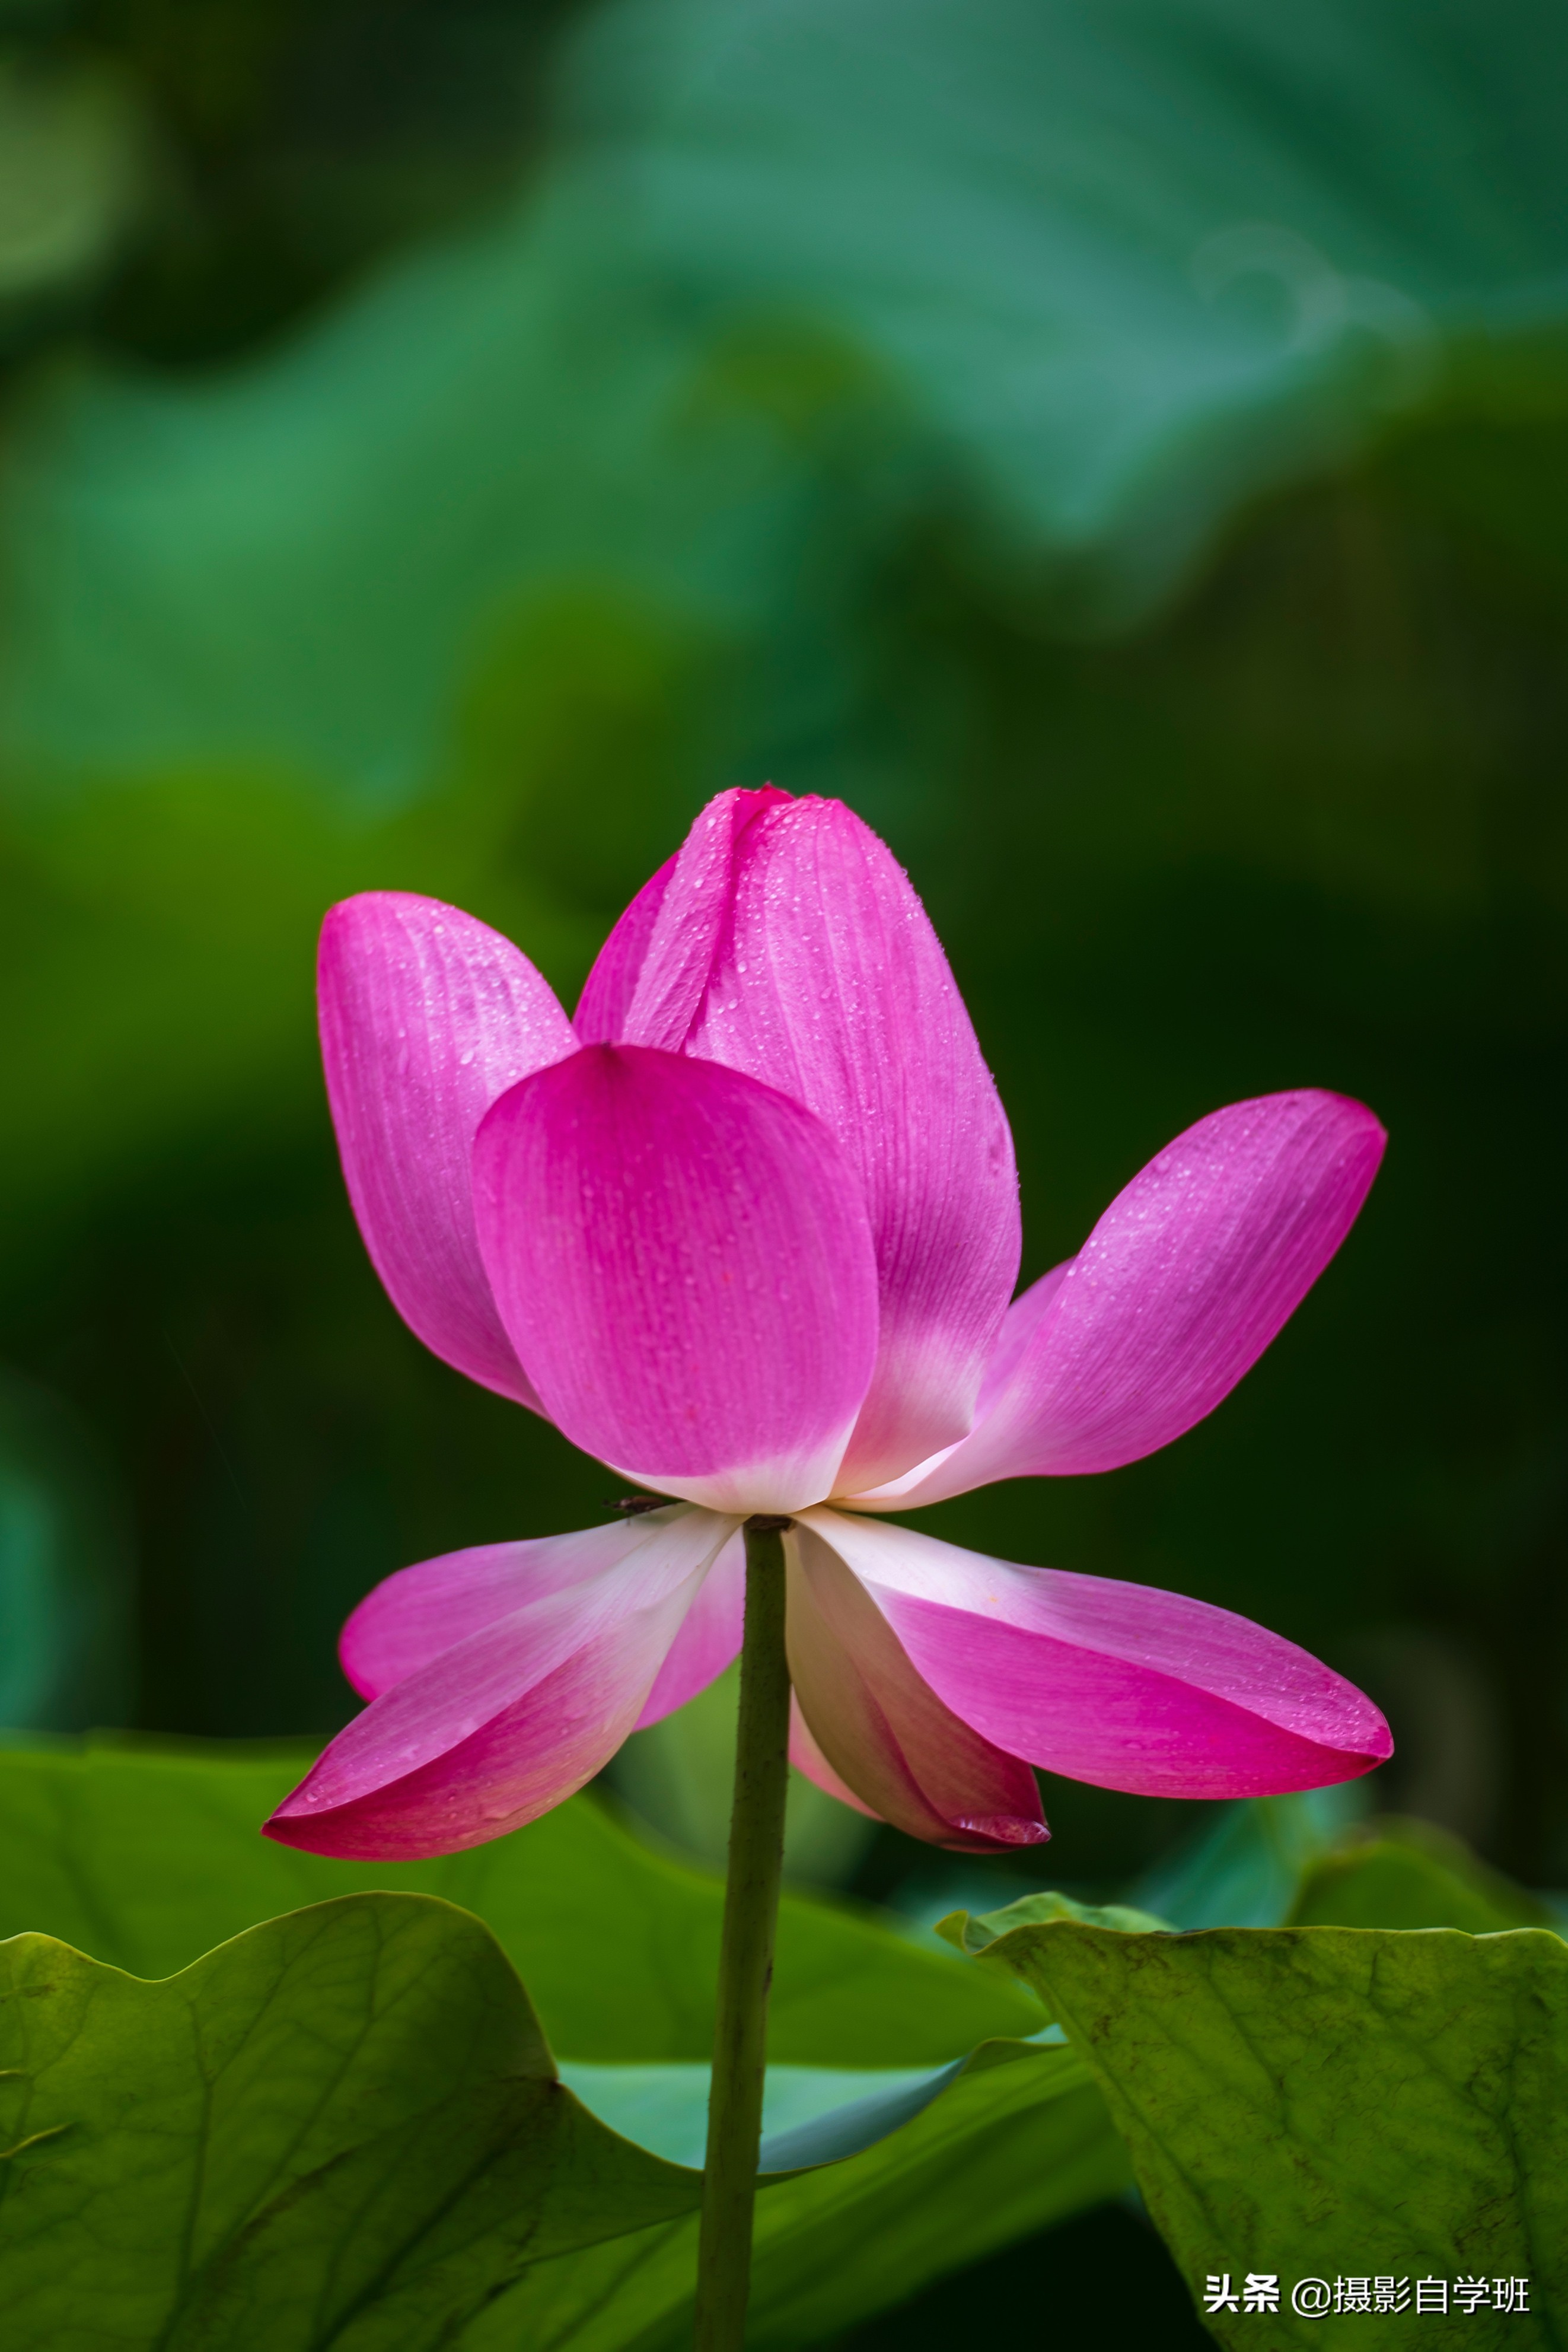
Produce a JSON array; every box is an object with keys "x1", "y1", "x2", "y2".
[
  {"x1": 572, "y1": 851, "x2": 677, "y2": 1044},
  {"x1": 686, "y1": 797, "x2": 1021, "y2": 1491},
  {"x1": 587, "y1": 785, "x2": 791, "y2": 1050},
  {"x1": 472, "y1": 1042, "x2": 879, "y2": 1514}
]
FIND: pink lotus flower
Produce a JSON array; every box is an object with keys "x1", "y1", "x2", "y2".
[{"x1": 267, "y1": 787, "x2": 1391, "y2": 1860}]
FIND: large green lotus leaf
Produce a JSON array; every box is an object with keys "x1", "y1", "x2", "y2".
[
  {"x1": 0, "y1": 1736, "x2": 1041, "y2": 2061},
  {"x1": 980, "y1": 1918, "x2": 1568, "y2": 2346},
  {"x1": 463, "y1": 2038, "x2": 1127, "y2": 2351},
  {"x1": 0, "y1": 1892, "x2": 700, "y2": 2352},
  {"x1": 4, "y1": 0, "x2": 1567, "y2": 798},
  {"x1": 0, "y1": 1785, "x2": 1124, "y2": 2350},
  {"x1": 1287, "y1": 1816, "x2": 1560, "y2": 1936}
]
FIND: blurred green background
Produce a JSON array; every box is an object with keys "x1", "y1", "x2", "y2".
[{"x1": 0, "y1": 0, "x2": 1564, "y2": 1953}]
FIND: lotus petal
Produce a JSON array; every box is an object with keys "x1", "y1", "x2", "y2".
[
  {"x1": 267, "y1": 1507, "x2": 735, "y2": 1858},
  {"x1": 318, "y1": 892, "x2": 576, "y2": 1410},
  {"x1": 786, "y1": 1518, "x2": 1049, "y2": 1851},
  {"x1": 600, "y1": 793, "x2": 1019, "y2": 1492},
  {"x1": 635, "y1": 1523, "x2": 746, "y2": 1727},
  {"x1": 804, "y1": 1508, "x2": 1391, "y2": 1799},
  {"x1": 473, "y1": 1042, "x2": 879, "y2": 1514},
  {"x1": 788, "y1": 1696, "x2": 882, "y2": 1820},
  {"x1": 855, "y1": 1091, "x2": 1385, "y2": 1505},
  {"x1": 339, "y1": 1510, "x2": 702, "y2": 1701},
  {"x1": 578, "y1": 785, "x2": 790, "y2": 1049},
  {"x1": 572, "y1": 852, "x2": 678, "y2": 1045}
]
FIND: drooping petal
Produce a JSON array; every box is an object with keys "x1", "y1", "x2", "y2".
[
  {"x1": 635, "y1": 1524, "x2": 745, "y2": 1727},
  {"x1": 785, "y1": 1520, "x2": 1049, "y2": 1852},
  {"x1": 582, "y1": 786, "x2": 791, "y2": 1050},
  {"x1": 666, "y1": 796, "x2": 1020, "y2": 1492},
  {"x1": 853, "y1": 1091, "x2": 1385, "y2": 1506},
  {"x1": 804, "y1": 1510, "x2": 1391, "y2": 1800},
  {"x1": 318, "y1": 893, "x2": 578, "y2": 1410},
  {"x1": 788, "y1": 1697, "x2": 881, "y2": 1821},
  {"x1": 266, "y1": 1507, "x2": 737, "y2": 1859},
  {"x1": 340, "y1": 1513, "x2": 699, "y2": 1702},
  {"x1": 472, "y1": 1043, "x2": 879, "y2": 1514}
]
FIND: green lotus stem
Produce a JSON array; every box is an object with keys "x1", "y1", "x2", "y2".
[{"x1": 693, "y1": 1514, "x2": 793, "y2": 2352}]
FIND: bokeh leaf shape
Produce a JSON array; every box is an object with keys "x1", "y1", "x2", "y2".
[
  {"x1": 1286, "y1": 1814, "x2": 1561, "y2": 1936},
  {"x1": 0, "y1": 1736, "x2": 1040, "y2": 2060},
  {"x1": 0, "y1": 1892, "x2": 702, "y2": 2352},
  {"x1": 0, "y1": 695, "x2": 607, "y2": 1251},
  {"x1": 5, "y1": 0, "x2": 1568, "y2": 795},
  {"x1": 585, "y1": 0, "x2": 1568, "y2": 613},
  {"x1": 0, "y1": 59, "x2": 146, "y2": 316},
  {"x1": 976, "y1": 1916, "x2": 1568, "y2": 2347},
  {"x1": 0, "y1": 1370, "x2": 134, "y2": 1730},
  {"x1": 1129, "y1": 1786, "x2": 1363, "y2": 1928},
  {"x1": 0, "y1": 188, "x2": 833, "y2": 798}
]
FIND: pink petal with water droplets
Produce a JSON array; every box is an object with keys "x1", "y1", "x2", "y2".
[
  {"x1": 339, "y1": 1510, "x2": 712, "y2": 1702},
  {"x1": 266, "y1": 1508, "x2": 734, "y2": 1859},
  {"x1": 671, "y1": 797, "x2": 1019, "y2": 1492},
  {"x1": 473, "y1": 1043, "x2": 879, "y2": 1514},
  {"x1": 577, "y1": 791, "x2": 1018, "y2": 1489},
  {"x1": 853, "y1": 1091, "x2": 1385, "y2": 1507},
  {"x1": 572, "y1": 854, "x2": 677, "y2": 1044},
  {"x1": 850, "y1": 1263, "x2": 1072, "y2": 1508},
  {"x1": 318, "y1": 893, "x2": 578, "y2": 1411},
  {"x1": 588, "y1": 785, "x2": 792, "y2": 1048},
  {"x1": 804, "y1": 1510, "x2": 1391, "y2": 1800},
  {"x1": 785, "y1": 1519, "x2": 1049, "y2": 1852},
  {"x1": 635, "y1": 1525, "x2": 745, "y2": 1727}
]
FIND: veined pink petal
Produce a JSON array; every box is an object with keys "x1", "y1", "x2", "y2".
[
  {"x1": 786, "y1": 1519, "x2": 1049, "y2": 1852},
  {"x1": 635, "y1": 1525, "x2": 745, "y2": 1727},
  {"x1": 620, "y1": 794, "x2": 1018, "y2": 1494},
  {"x1": 318, "y1": 893, "x2": 578, "y2": 1411},
  {"x1": 789, "y1": 1697, "x2": 882, "y2": 1821},
  {"x1": 572, "y1": 853, "x2": 678, "y2": 1045},
  {"x1": 803, "y1": 1510, "x2": 1391, "y2": 1800},
  {"x1": 266, "y1": 1508, "x2": 737, "y2": 1859},
  {"x1": 582, "y1": 786, "x2": 792, "y2": 1050},
  {"x1": 853, "y1": 1091, "x2": 1385, "y2": 1507},
  {"x1": 473, "y1": 1043, "x2": 879, "y2": 1514},
  {"x1": 851, "y1": 1263, "x2": 1073, "y2": 1508},
  {"x1": 340, "y1": 1513, "x2": 702, "y2": 1702}
]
